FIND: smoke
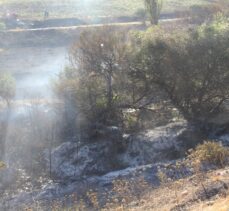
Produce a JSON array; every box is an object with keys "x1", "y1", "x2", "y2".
[
  {"x1": 0, "y1": 46, "x2": 68, "y2": 185},
  {"x1": 14, "y1": 47, "x2": 67, "y2": 99}
]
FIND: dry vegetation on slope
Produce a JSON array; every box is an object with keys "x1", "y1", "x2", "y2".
[
  {"x1": 18, "y1": 142, "x2": 229, "y2": 211},
  {"x1": 23, "y1": 166, "x2": 229, "y2": 211}
]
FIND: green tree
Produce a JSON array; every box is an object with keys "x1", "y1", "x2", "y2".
[
  {"x1": 70, "y1": 27, "x2": 127, "y2": 110},
  {"x1": 144, "y1": 0, "x2": 163, "y2": 25},
  {"x1": 129, "y1": 17, "x2": 229, "y2": 129},
  {"x1": 56, "y1": 27, "x2": 129, "y2": 128}
]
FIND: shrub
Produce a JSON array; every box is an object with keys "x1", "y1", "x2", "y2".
[
  {"x1": 0, "y1": 73, "x2": 16, "y2": 106},
  {"x1": 129, "y1": 17, "x2": 229, "y2": 127},
  {"x1": 189, "y1": 4, "x2": 223, "y2": 24},
  {"x1": 187, "y1": 141, "x2": 229, "y2": 168},
  {"x1": 55, "y1": 27, "x2": 130, "y2": 132}
]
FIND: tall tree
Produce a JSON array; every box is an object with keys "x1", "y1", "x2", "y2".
[
  {"x1": 70, "y1": 27, "x2": 127, "y2": 110},
  {"x1": 55, "y1": 27, "x2": 128, "y2": 127},
  {"x1": 144, "y1": 0, "x2": 163, "y2": 25}
]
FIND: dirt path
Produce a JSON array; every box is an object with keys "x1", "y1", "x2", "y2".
[{"x1": 6, "y1": 18, "x2": 184, "y2": 32}]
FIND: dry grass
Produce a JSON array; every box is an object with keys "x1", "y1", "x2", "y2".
[
  {"x1": 118, "y1": 169, "x2": 229, "y2": 211},
  {"x1": 20, "y1": 167, "x2": 229, "y2": 211},
  {"x1": 203, "y1": 196, "x2": 229, "y2": 211}
]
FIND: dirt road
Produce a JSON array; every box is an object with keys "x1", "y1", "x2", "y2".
[{"x1": 6, "y1": 18, "x2": 184, "y2": 32}]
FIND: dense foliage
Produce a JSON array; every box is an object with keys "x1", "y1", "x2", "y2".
[
  {"x1": 130, "y1": 14, "x2": 229, "y2": 125},
  {"x1": 56, "y1": 15, "x2": 229, "y2": 135}
]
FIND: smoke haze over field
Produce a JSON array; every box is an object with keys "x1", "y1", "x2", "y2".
[{"x1": 0, "y1": 47, "x2": 67, "y2": 99}]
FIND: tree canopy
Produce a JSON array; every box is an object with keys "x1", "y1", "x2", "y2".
[
  {"x1": 144, "y1": 0, "x2": 163, "y2": 25},
  {"x1": 130, "y1": 15, "x2": 229, "y2": 126},
  {"x1": 56, "y1": 15, "x2": 229, "y2": 134}
]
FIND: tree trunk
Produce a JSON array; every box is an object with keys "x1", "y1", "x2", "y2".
[
  {"x1": 107, "y1": 72, "x2": 113, "y2": 109},
  {"x1": 146, "y1": 0, "x2": 161, "y2": 25},
  {"x1": 151, "y1": 1, "x2": 159, "y2": 25}
]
